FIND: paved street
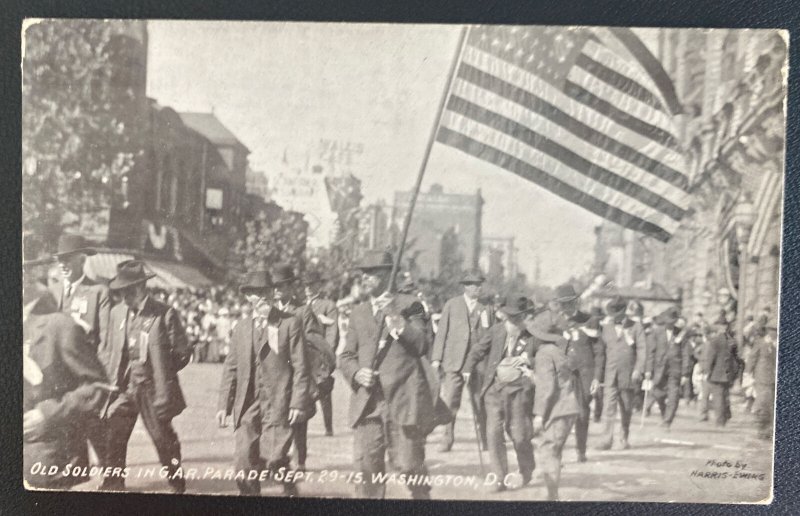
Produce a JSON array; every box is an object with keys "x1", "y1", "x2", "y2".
[{"x1": 78, "y1": 363, "x2": 773, "y2": 503}]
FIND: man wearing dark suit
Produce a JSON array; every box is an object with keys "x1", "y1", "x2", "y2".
[
  {"x1": 547, "y1": 284, "x2": 603, "y2": 462},
  {"x1": 597, "y1": 296, "x2": 647, "y2": 450},
  {"x1": 746, "y1": 317, "x2": 777, "y2": 440},
  {"x1": 23, "y1": 271, "x2": 114, "y2": 490},
  {"x1": 303, "y1": 271, "x2": 338, "y2": 437},
  {"x1": 644, "y1": 307, "x2": 691, "y2": 428},
  {"x1": 338, "y1": 250, "x2": 434, "y2": 500},
  {"x1": 463, "y1": 297, "x2": 538, "y2": 493},
  {"x1": 100, "y1": 260, "x2": 192, "y2": 493},
  {"x1": 430, "y1": 269, "x2": 493, "y2": 452},
  {"x1": 217, "y1": 270, "x2": 311, "y2": 496},
  {"x1": 702, "y1": 314, "x2": 739, "y2": 427},
  {"x1": 532, "y1": 332, "x2": 580, "y2": 501},
  {"x1": 271, "y1": 263, "x2": 333, "y2": 470},
  {"x1": 53, "y1": 234, "x2": 112, "y2": 465}
]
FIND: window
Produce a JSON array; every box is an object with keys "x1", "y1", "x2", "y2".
[{"x1": 219, "y1": 148, "x2": 235, "y2": 171}]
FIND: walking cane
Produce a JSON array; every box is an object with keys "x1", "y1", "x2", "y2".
[{"x1": 641, "y1": 381, "x2": 650, "y2": 429}]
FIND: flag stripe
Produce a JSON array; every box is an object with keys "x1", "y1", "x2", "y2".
[
  {"x1": 436, "y1": 125, "x2": 672, "y2": 241},
  {"x1": 568, "y1": 66, "x2": 677, "y2": 137},
  {"x1": 607, "y1": 27, "x2": 684, "y2": 115},
  {"x1": 461, "y1": 46, "x2": 686, "y2": 178},
  {"x1": 563, "y1": 81, "x2": 681, "y2": 151},
  {"x1": 457, "y1": 60, "x2": 689, "y2": 191},
  {"x1": 575, "y1": 52, "x2": 664, "y2": 112},
  {"x1": 451, "y1": 78, "x2": 691, "y2": 208},
  {"x1": 748, "y1": 172, "x2": 782, "y2": 257},
  {"x1": 445, "y1": 93, "x2": 687, "y2": 220},
  {"x1": 440, "y1": 109, "x2": 679, "y2": 233}
]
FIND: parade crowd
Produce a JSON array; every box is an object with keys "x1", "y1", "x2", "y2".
[{"x1": 23, "y1": 234, "x2": 777, "y2": 500}]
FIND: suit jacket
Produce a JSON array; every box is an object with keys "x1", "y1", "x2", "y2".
[
  {"x1": 287, "y1": 300, "x2": 335, "y2": 387},
  {"x1": 646, "y1": 325, "x2": 691, "y2": 385},
  {"x1": 218, "y1": 308, "x2": 312, "y2": 428},
  {"x1": 309, "y1": 297, "x2": 340, "y2": 349},
  {"x1": 463, "y1": 322, "x2": 537, "y2": 397},
  {"x1": 548, "y1": 310, "x2": 604, "y2": 401},
  {"x1": 703, "y1": 331, "x2": 739, "y2": 384},
  {"x1": 103, "y1": 297, "x2": 191, "y2": 420},
  {"x1": 598, "y1": 319, "x2": 646, "y2": 390},
  {"x1": 431, "y1": 295, "x2": 492, "y2": 373},
  {"x1": 746, "y1": 336, "x2": 777, "y2": 386},
  {"x1": 533, "y1": 342, "x2": 580, "y2": 423},
  {"x1": 24, "y1": 299, "x2": 109, "y2": 489},
  {"x1": 338, "y1": 294, "x2": 434, "y2": 429},
  {"x1": 59, "y1": 275, "x2": 111, "y2": 353}
]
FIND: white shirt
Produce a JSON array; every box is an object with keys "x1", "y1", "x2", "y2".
[
  {"x1": 64, "y1": 274, "x2": 86, "y2": 298},
  {"x1": 464, "y1": 294, "x2": 478, "y2": 314}
]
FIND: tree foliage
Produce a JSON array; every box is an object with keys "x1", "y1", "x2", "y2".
[{"x1": 22, "y1": 19, "x2": 140, "y2": 245}]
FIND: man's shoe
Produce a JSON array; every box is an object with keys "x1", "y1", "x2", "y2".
[
  {"x1": 325, "y1": 430, "x2": 334, "y2": 437},
  {"x1": 595, "y1": 440, "x2": 612, "y2": 451},
  {"x1": 699, "y1": 414, "x2": 709, "y2": 422},
  {"x1": 297, "y1": 463, "x2": 306, "y2": 473},
  {"x1": 520, "y1": 471, "x2": 533, "y2": 486},
  {"x1": 283, "y1": 483, "x2": 299, "y2": 497},
  {"x1": 619, "y1": 438, "x2": 630, "y2": 450},
  {"x1": 169, "y1": 479, "x2": 186, "y2": 494},
  {"x1": 487, "y1": 482, "x2": 507, "y2": 493},
  {"x1": 577, "y1": 452, "x2": 588, "y2": 463},
  {"x1": 659, "y1": 420, "x2": 671, "y2": 430}
]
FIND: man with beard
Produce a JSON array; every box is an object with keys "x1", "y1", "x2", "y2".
[
  {"x1": 463, "y1": 297, "x2": 538, "y2": 493},
  {"x1": 430, "y1": 269, "x2": 493, "y2": 452},
  {"x1": 338, "y1": 250, "x2": 434, "y2": 500},
  {"x1": 544, "y1": 284, "x2": 603, "y2": 462},
  {"x1": 596, "y1": 296, "x2": 647, "y2": 450},
  {"x1": 217, "y1": 269, "x2": 311, "y2": 496}
]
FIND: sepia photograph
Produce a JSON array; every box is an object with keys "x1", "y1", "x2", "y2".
[{"x1": 21, "y1": 19, "x2": 786, "y2": 504}]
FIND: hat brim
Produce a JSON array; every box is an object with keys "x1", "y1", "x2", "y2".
[
  {"x1": 239, "y1": 285, "x2": 273, "y2": 295},
  {"x1": 460, "y1": 279, "x2": 485, "y2": 285},
  {"x1": 23, "y1": 256, "x2": 55, "y2": 267},
  {"x1": 271, "y1": 277, "x2": 297, "y2": 286},
  {"x1": 500, "y1": 306, "x2": 537, "y2": 318},
  {"x1": 605, "y1": 303, "x2": 628, "y2": 317},
  {"x1": 53, "y1": 248, "x2": 97, "y2": 259},
  {"x1": 555, "y1": 294, "x2": 579, "y2": 303},
  {"x1": 108, "y1": 272, "x2": 156, "y2": 291}
]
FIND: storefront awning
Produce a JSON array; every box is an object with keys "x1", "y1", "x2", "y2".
[{"x1": 85, "y1": 252, "x2": 213, "y2": 291}]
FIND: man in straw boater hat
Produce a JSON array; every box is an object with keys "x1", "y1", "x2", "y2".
[
  {"x1": 463, "y1": 296, "x2": 538, "y2": 493},
  {"x1": 532, "y1": 283, "x2": 603, "y2": 463},
  {"x1": 99, "y1": 260, "x2": 192, "y2": 493},
  {"x1": 217, "y1": 269, "x2": 311, "y2": 496},
  {"x1": 596, "y1": 295, "x2": 647, "y2": 450},
  {"x1": 430, "y1": 268, "x2": 493, "y2": 453},
  {"x1": 338, "y1": 250, "x2": 435, "y2": 500},
  {"x1": 22, "y1": 255, "x2": 116, "y2": 490},
  {"x1": 270, "y1": 263, "x2": 335, "y2": 470},
  {"x1": 644, "y1": 306, "x2": 692, "y2": 429}
]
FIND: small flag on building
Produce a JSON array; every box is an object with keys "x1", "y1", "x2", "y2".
[{"x1": 436, "y1": 26, "x2": 691, "y2": 242}]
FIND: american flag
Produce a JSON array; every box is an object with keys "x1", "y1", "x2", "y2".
[{"x1": 436, "y1": 26, "x2": 691, "y2": 242}]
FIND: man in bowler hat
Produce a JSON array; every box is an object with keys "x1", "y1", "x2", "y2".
[
  {"x1": 596, "y1": 296, "x2": 647, "y2": 450},
  {"x1": 338, "y1": 250, "x2": 435, "y2": 499},
  {"x1": 431, "y1": 268, "x2": 493, "y2": 452},
  {"x1": 217, "y1": 270, "x2": 311, "y2": 496},
  {"x1": 463, "y1": 297, "x2": 538, "y2": 492},
  {"x1": 100, "y1": 260, "x2": 192, "y2": 492}
]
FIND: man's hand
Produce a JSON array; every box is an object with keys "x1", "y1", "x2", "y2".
[
  {"x1": 631, "y1": 370, "x2": 642, "y2": 383},
  {"x1": 533, "y1": 415, "x2": 544, "y2": 435},
  {"x1": 590, "y1": 379, "x2": 600, "y2": 395},
  {"x1": 215, "y1": 409, "x2": 229, "y2": 428},
  {"x1": 644, "y1": 372, "x2": 652, "y2": 381},
  {"x1": 288, "y1": 408, "x2": 306, "y2": 425},
  {"x1": 680, "y1": 376, "x2": 688, "y2": 387},
  {"x1": 355, "y1": 368, "x2": 377, "y2": 388},
  {"x1": 507, "y1": 355, "x2": 529, "y2": 368},
  {"x1": 385, "y1": 314, "x2": 406, "y2": 335},
  {"x1": 373, "y1": 292, "x2": 395, "y2": 313},
  {"x1": 463, "y1": 372, "x2": 471, "y2": 383},
  {"x1": 23, "y1": 408, "x2": 45, "y2": 438},
  {"x1": 521, "y1": 367, "x2": 535, "y2": 383},
  {"x1": 431, "y1": 360, "x2": 441, "y2": 370}
]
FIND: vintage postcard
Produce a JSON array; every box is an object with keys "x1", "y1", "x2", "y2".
[{"x1": 21, "y1": 19, "x2": 786, "y2": 504}]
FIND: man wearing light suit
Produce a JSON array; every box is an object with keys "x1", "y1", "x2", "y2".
[
  {"x1": 431, "y1": 269, "x2": 493, "y2": 452},
  {"x1": 596, "y1": 296, "x2": 647, "y2": 450},
  {"x1": 216, "y1": 270, "x2": 312, "y2": 496},
  {"x1": 100, "y1": 260, "x2": 192, "y2": 493}
]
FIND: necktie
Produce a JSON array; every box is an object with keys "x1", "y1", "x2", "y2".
[{"x1": 65, "y1": 283, "x2": 72, "y2": 299}]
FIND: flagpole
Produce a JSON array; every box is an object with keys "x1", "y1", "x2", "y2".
[{"x1": 386, "y1": 24, "x2": 470, "y2": 294}]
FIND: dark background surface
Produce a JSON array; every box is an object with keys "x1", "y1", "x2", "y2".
[{"x1": 2, "y1": 0, "x2": 798, "y2": 514}]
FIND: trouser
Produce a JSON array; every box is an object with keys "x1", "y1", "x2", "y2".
[
  {"x1": 593, "y1": 387, "x2": 604, "y2": 422},
  {"x1": 292, "y1": 421, "x2": 308, "y2": 467},
  {"x1": 318, "y1": 376, "x2": 335, "y2": 435},
  {"x1": 353, "y1": 417, "x2": 429, "y2": 499},
  {"x1": 574, "y1": 393, "x2": 591, "y2": 456},
  {"x1": 484, "y1": 385, "x2": 534, "y2": 481},
  {"x1": 234, "y1": 400, "x2": 295, "y2": 495},
  {"x1": 708, "y1": 381, "x2": 732, "y2": 426},
  {"x1": 539, "y1": 415, "x2": 577, "y2": 501},
  {"x1": 698, "y1": 378, "x2": 711, "y2": 418},
  {"x1": 647, "y1": 375, "x2": 681, "y2": 423},
  {"x1": 600, "y1": 382, "x2": 633, "y2": 446},
  {"x1": 439, "y1": 370, "x2": 487, "y2": 448},
  {"x1": 101, "y1": 388, "x2": 183, "y2": 491},
  {"x1": 753, "y1": 382, "x2": 775, "y2": 437}
]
